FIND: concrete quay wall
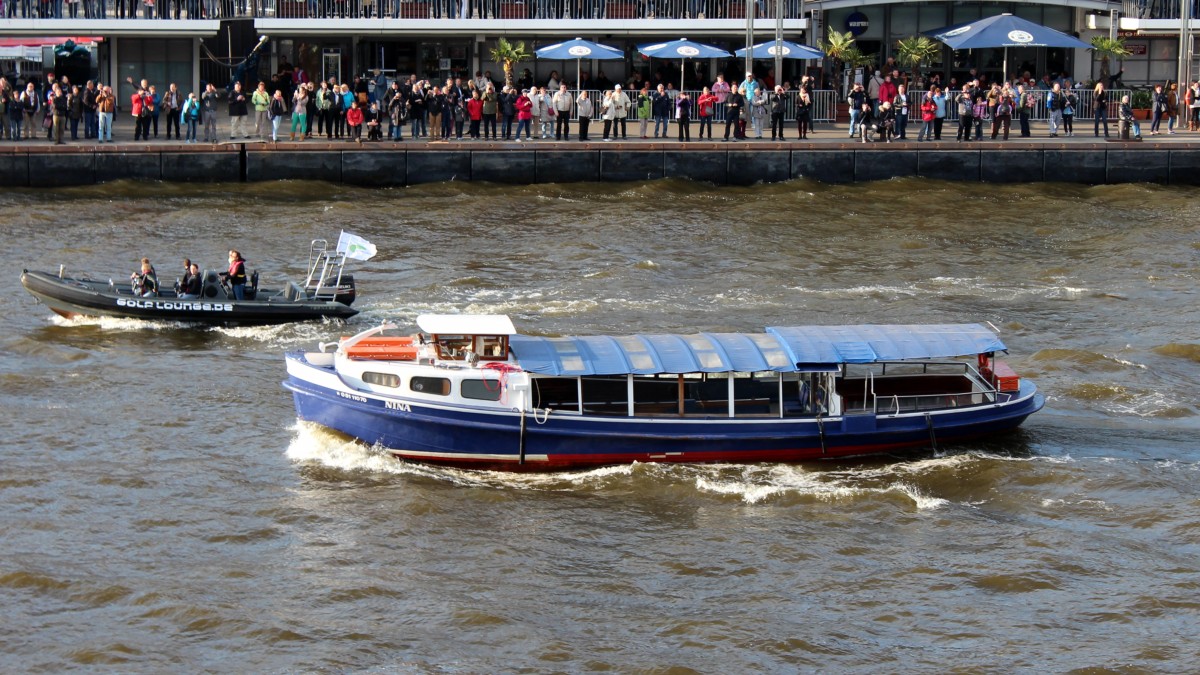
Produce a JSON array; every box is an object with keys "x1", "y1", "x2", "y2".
[{"x1": 1, "y1": 145, "x2": 1196, "y2": 187}]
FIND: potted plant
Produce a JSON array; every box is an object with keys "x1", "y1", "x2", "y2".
[{"x1": 1131, "y1": 89, "x2": 1152, "y2": 120}]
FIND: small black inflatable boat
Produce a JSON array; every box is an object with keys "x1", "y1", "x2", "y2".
[{"x1": 21, "y1": 240, "x2": 360, "y2": 327}]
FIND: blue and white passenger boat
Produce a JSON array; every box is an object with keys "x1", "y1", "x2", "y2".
[{"x1": 284, "y1": 315, "x2": 1045, "y2": 470}]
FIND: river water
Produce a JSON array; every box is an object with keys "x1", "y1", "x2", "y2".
[{"x1": 2, "y1": 178, "x2": 1198, "y2": 672}]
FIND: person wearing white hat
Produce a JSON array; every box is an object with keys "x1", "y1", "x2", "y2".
[{"x1": 611, "y1": 84, "x2": 630, "y2": 139}]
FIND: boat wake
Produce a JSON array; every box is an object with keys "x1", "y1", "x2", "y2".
[
  {"x1": 285, "y1": 422, "x2": 1071, "y2": 508},
  {"x1": 49, "y1": 314, "x2": 191, "y2": 331}
]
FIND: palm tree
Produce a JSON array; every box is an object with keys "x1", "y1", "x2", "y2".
[
  {"x1": 894, "y1": 35, "x2": 942, "y2": 87},
  {"x1": 489, "y1": 38, "x2": 531, "y2": 89},
  {"x1": 821, "y1": 30, "x2": 857, "y2": 77},
  {"x1": 1090, "y1": 36, "x2": 1131, "y2": 86}
]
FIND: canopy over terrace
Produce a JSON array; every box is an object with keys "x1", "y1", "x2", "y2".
[{"x1": 926, "y1": 13, "x2": 1092, "y2": 81}]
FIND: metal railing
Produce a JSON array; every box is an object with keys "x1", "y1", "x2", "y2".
[
  {"x1": 1, "y1": 0, "x2": 805, "y2": 19},
  {"x1": 1123, "y1": 0, "x2": 1200, "y2": 19},
  {"x1": 905, "y1": 88, "x2": 1131, "y2": 123}
]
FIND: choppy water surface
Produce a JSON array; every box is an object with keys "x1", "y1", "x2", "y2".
[{"x1": 1, "y1": 179, "x2": 1198, "y2": 672}]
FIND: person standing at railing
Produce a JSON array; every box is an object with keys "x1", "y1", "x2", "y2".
[
  {"x1": 1045, "y1": 83, "x2": 1065, "y2": 138},
  {"x1": 499, "y1": 85, "x2": 517, "y2": 140},
  {"x1": 636, "y1": 85, "x2": 651, "y2": 139},
  {"x1": 228, "y1": 81, "x2": 250, "y2": 140},
  {"x1": 1016, "y1": 85, "x2": 1033, "y2": 138},
  {"x1": 538, "y1": 87, "x2": 555, "y2": 139},
  {"x1": 794, "y1": 90, "x2": 812, "y2": 139},
  {"x1": 847, "y1": 82, "x2": 866, "y2": 139},
  {"x1": 723, "y1": 86, "x2": 744, "y2": 141},
  {"x1": 1061, "y1": 85, "x2": 1076, "y2": 138},
  {"x1": 767, "y1": 86, "x2": 785, "y2": 140},
  {"x1": 991, "y1": 85, "x2": 1013, "y2": 141},
  {"x1": 650, "y1": 84, "x2": 671, "y2": 139},
  {"x1": 711, "y1": 74, "x2": 730, "y2": 124},
  {"x1": 1190, "y1": 81, "x2": 1200, "y2": 130},
  {"x1": 611, "y1": 85, "x2": 630, "y2": 139},
  {"x1": 892, "y1": 85, "x2": 908, "y2": 140},
  {"x1": 552, "y1": 84, "x2": 573, "y2": 141},
  {"x1": 600, "y1": 90, "x2": 615, "y2": 141},
  {"x1": 483, "y1": 84, "x2": 500, "y2": 140},
  {"x1": 201, "y1": 83, "x2": 218, "y2": 143},
  {"x1": 932, "y1": 87, "x2": 946, "y2": 141},
  {"x1": 696, "y1": 87, "x2": 715, "y2": 140},
  {"x1": 916, "y1": 92, "x2": 934, "y2": 142},
  {"x1": 251, "y1": 81, "x2": 270, "y2": 141},
  {"x1": 1149, "y1": 83, "x2": 1169, "y2": 136},
  {"x1": 675, "y1": 91, "x2": 691, "y2": 142},
  {"x1": 514, "y1": 89, "x2": 532, "y2": 141},
  {"x1": 1166, "y1": 82, "x2": 1179, "y2": 134},
  {"x1": 1093, "y1": 82, "x2": 1109, "y2": 138},
  {"x1": 575, "y1": 91, "x2": 592, "y2": 141}
]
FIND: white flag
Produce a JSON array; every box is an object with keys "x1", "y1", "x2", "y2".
[{"x1": 336, "y1": 230, "x2": 377, "y2": 261}]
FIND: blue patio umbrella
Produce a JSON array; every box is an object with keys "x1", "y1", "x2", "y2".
[
  {"x1": 536, "y1": 38, "x2": 624, "y2": 92},
  {"x1": 638, "y1": 38, "x2": 733, "y2": 92},
  {"x1": 926, "y1": 13, "x2": 1091, "y2": 81},
  {"x1": 734, "y1": 40, "x2": 825, "y2": 61}
]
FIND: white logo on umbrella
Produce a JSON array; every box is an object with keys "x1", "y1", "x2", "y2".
[
  {"x1": 943, "y1": 26, "x2": 972, "y2": 38},
  {"x1": 1007, "y1": 30, "x2": 1034, "y2": 43},
  {"x1": 568, "y1": 46, "x2": 592, "y2": 56},
  {"x1": 677, "y1": 46, "x2": 700, "y2": 57},
  {"x1": 767, "y1": 45, "x2": 792, "y2": 56}
]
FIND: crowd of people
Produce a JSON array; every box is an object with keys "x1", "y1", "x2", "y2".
[{"x1": 4, "y1": 64, "x2": 1197, "y2": 145}]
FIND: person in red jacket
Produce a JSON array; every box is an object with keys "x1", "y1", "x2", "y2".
[
  {"x1": 917, "y1": 93, "x2": 936, "y2": 142},
  {"x1": 514, "y1": 89, "x2": 533, "y2": 141},
  {"x1": 130, "y1": 86, "x2": 152, "y2": 141},
  {"x1": 696, "y1": 87, "x2": 717, "y2": 140},
  {"x1": 345, "y1": 101, "x2": 364, "y2": 142},
  {"x1": 466, "y1": 90, "x2": 484, "y2": 139},
  {"x1": 877, "y1": 75, "x2": 898, "y2": 115}
]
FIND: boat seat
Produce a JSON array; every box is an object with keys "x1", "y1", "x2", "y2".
[
  {"x1": 201, "y1": 270, "x2": 225, "y2": 299},
  {"x1": 283, "y1": 282, "x2": 305, "y2": 302}
]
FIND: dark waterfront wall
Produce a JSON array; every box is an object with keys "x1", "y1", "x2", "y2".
[{"x1": 2, "y1": 145, "x2": 1197, "y2": 187}]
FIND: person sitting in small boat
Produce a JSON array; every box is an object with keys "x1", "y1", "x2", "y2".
[
  {"x1": 130, "y1": 258, "x2": 158, "y2": 297},
  {"x1": 220, "y1": 250, "x2": 248, "y2": 300},
  {"x1": 178, "y1": 262, "x2": 202, "y2": 299}
]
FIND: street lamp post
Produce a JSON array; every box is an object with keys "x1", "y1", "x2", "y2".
[{"x1": 1179, "y1": 0, "x2": 1193, "y2": 120}]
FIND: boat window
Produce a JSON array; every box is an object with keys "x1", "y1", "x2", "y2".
[
  {"x1": 362, "y1": 371, "x2": 401, "y2": 388},
  {"x1": 461, "y1": 379, "x2": 503, "y2": 401},
  {"x1": 532, "y1": 377, "x2": 580, "y2": 411},
  {"x1": 435, "y1": 334, "x2": 473, "y2": 360},
  {"x1": 410, "y1": 376, "x2": 451, "y2": 396},
  {"x1": 475, "y1": 335, "x2": 508, "y2": 360}
]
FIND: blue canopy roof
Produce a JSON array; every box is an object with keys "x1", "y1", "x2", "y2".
[
  {"x1": 637, "y1": 38, "x2": 732, "y2": 60},
  {"x1": 535, "y1": 38, "x2": 624, "y2": 61},
  {"x1": 926, "y1": 14, "x2": 1092, "y2": 50},
  {"x1": 734, "y1": 40, "x2": 825, "y2": 60},
  {"x1": 508, "y1": 324, "x2": 1005, "y2": 376}
]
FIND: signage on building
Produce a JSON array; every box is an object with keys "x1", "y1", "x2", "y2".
[
  {"x1": 1126, "y1": 43, "x2": 1147, "y2": 55},
  {"x1": 846, "y1": 11, "x2": 869, "y2": 36}
]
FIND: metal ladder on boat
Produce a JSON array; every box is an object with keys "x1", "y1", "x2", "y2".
[{"x1": 304, "y1": 239, "x2": 348, "y2": 302}]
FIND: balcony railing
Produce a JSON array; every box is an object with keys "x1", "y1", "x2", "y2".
[
  {"x1": 1122, "y1": 0, "x2": 1200, "y2": 19},
  {"x1": 2, "y1": 0, "x2": 805, "y2": 19}
]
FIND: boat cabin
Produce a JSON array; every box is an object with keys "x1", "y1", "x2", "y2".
[
  {"x1": 416, "y1": 314, "x2": 515, "y2": 364},
  {"x1": 332, "y1": 318, "x2": 1018, "y2": 422}
]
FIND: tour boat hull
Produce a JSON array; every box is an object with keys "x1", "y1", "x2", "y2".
[{"x1": 284, "y1": 350, "x2": 1044, "y2": 471}]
